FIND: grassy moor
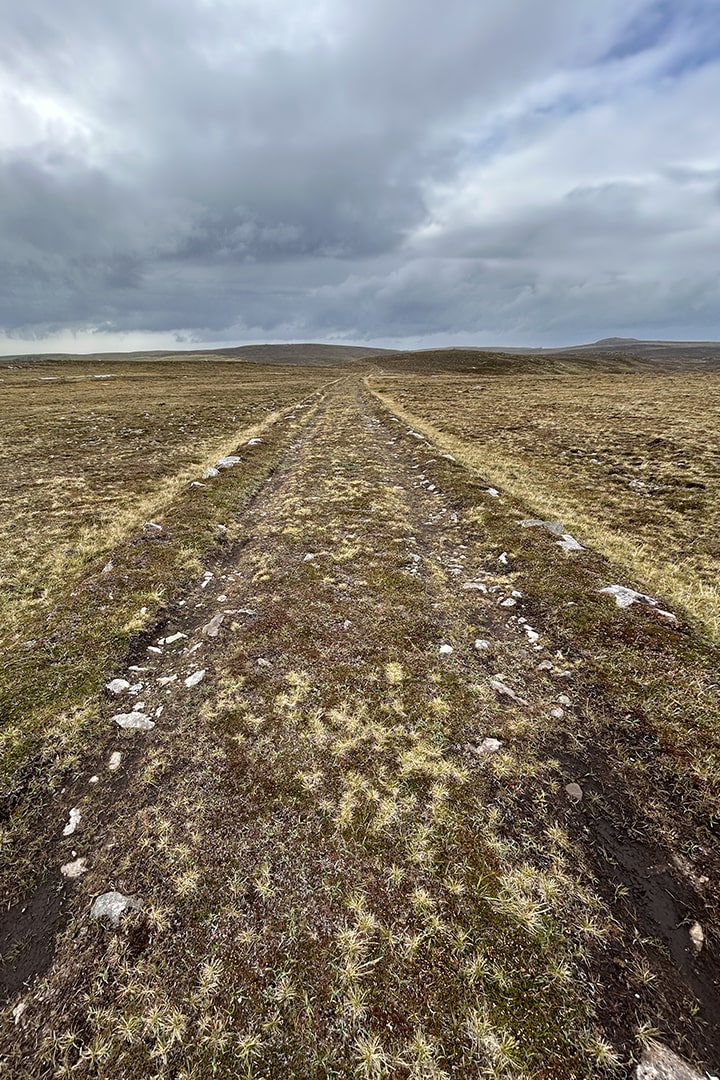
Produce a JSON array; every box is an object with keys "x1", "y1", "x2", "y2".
[{"x1": 1, "y1": 351, "x2": 718, "y2": 1079}]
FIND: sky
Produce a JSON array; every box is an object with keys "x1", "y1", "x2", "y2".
[{"x1": 0, "y1": 0, "x2": 719, "y2": 354}]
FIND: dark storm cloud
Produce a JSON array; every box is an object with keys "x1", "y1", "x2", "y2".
[{"x1": 0, "y1": 0, "x2": 719, "y2": 347}]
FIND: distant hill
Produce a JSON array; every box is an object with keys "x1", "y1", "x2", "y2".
[
  {"x1": 3, "y1": 343, "x2": 396, "y2": 368},
  {"x1": 5, "y1": 338, "x2": 720, "y2": 373},
  {"x1": 373, "y1": 340, "x2": 720, "y2": 375},
  {"x1": 201, "y1": 342, "x2": 396, "y2": 365}
]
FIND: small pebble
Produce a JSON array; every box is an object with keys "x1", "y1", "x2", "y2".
[
  {"x1": 565, "y1": 782, "x2": 583, "y2": 805},
  {"x1": 689, "y1": 921, "x2": 704, "y2": 955},
  {"x1": 62, "y1": 809, "x2": 81, "y2": 836}
]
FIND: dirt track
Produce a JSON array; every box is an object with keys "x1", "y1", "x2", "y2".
[{"x1": 2, "y1": 378, "x2": 719, "y2": 1078}]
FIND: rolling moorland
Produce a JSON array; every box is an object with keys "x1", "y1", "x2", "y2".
[{"x1": 0, "y1": 346, "x2": 719, "y2": 1079}]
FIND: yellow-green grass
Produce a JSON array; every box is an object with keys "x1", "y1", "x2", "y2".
[
  {"x1": 0, "y1": 360, "x2": 328, "y2": 646},
  {"x1": 0, "y1": 360, "x2": 331, "y2": 780},
  {"x1": 369, "y1": 372, "x2": 720, "y2": 639}
]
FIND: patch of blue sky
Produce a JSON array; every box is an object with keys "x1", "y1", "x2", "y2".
[
  {"x1": 603, "y1": 0, "x2": 720, "y2": 71},
  {"x1": 603, "y1": 0, "x2": 679, "y2": 61}
]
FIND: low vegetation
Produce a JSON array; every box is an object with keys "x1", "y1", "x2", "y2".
[
  {"x1": 370, "y1": 371, "x2": 720, "y2": 639},
  {"x1": 1, "y1": 360, "x2": 718, "y2": 1078}
]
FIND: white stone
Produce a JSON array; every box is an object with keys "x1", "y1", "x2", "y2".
[
  {"x1": 558, "y1": 694, "x2": 572, "y2": 707},
  {"x1": 525, "y1": 627, "x2": 540, "y2": 644},
  {"x1": 599, "y1": 584, "x2": 658, "y2": 609},
  {"x1": 637, "y1": 1041, "x2": 709, "y2": 1079},
  {"x1": 113, "y1": 712, "x2": 155, "y2": 730},
  {"x1": 216, "y1": 455, "x2": 242, "y2": 469},
  {"x1": 12, "y1": 1001, "x2": 27, "y2": 1025},
  {"x1": 162, "y1": 632, "x2": 187, "y2": 645},
  {"x1": 144, "y1": 521, "x2": 163, "y2": 533},
  {"x1": 486, "y1": 488, "x2": 500, "y2": 498},
  {"x1": 439, "y1": 644, "x2": 454, "y2": 655},
  {"x1": 62, "y1": 808, "x2": 81, "y2": 836},
  {"x1": 247, "y1": 438, "x2": 263, "y2": 445},
  {"x1": 500, "y1": 597, "x2": 516, "y2": 607},
  {"x1": 551, "y1": 707, "x2": 564, "y2": 719},
  {"x1": 474, "y1": 639, "x2": 490, "y2": 651},
  {"x1": 90, "y1": 891, "x2": 142, "y2": 927},
  {"x1": 689, "y1": 921, "x2": 704, "y2": 955},
  {"x1": 190, "y1": 481, "x2": 206, "y2": 488},
  {"x1": 257, "y1": 658, "x2": 272, "y2": 668},
  {"x1": 61, "y1": 857, "x2": 88, "y2": 879},
  {"x1": 108, "y1": 751, "x2": 122, "y2": 771},
  {"x1": 490, "y1": 680, "x2": 528, "y2": 706},
  {"x1": 184, "y1": 669, "x2": 206, "y2": 688},
  {"x1": 202, "y1": 467, "x2": 220, "y2": 479},
  {"x1": 557, "y1": 534, "x2": 583, "y2": 553},
  {"x1": 157, "y1": 674, "x2": 177, "y2": 686},
  {"x1": 89, "y1": 776, "x2": 99, "y2": 784},
  {"x1": 102, "y1": 561, "x2": 113, "y2": 574},
  {"x1": 106, "y1": 678, "x2": 130, "y2": 695},
  {"x1": 473, "y1": 737, "x2": 504, "y2": 756},
  {"x1": 147, "y1": 645, "x2": 163, "y2": 655},
  {"x1": 202, "y1": 613, "x2": 225, "y2": 636},
  {"x1": 303, "y1": 553, "x2": 316, "y2": 562}
]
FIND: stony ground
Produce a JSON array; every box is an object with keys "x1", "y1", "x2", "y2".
[{"x1": 1, "y1": 377, "x2": 719, "y2": 1079}]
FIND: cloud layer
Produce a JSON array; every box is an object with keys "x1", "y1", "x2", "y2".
[{"x1": 1, "y1": 0, "x2": 719, "y2": 350}]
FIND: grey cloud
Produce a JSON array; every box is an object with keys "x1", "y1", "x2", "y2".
[{"x1": 0, "y1": 0, "x2": 718, "y2": 345}]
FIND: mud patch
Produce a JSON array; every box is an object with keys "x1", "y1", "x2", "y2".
[{"x1": 0, "y1": 878, "x2": 69, "y2": 1004}]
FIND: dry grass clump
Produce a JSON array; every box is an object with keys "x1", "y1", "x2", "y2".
[{"x1": 370, "y1": 372, "x2": 720, "y2": 638}]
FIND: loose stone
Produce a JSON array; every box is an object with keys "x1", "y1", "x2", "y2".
[
  {"x1": 113, "y1": 712, "x2": 155, "y2": 730},
  {"x1": 61, "y1": 857, "x2": 88, "y2": 879},
  {"x1": 489, "y1": 680, "x2": 528, "y2": 706},
  {"x1": 184, "y1": 669, "x2": 206, "y2": 688},
  {"x1": 62, "y1": 808, "x2": 81, "y2": 836},
  {"x1": 90, "y1": 891, "x2": 143, "y2": 927},
  {"x1": 106, "y1": 678, "x2": 130, "y2": 695},
  {"x1": 565, "y1": 782, "x2": 583, "y2": 805},
  {"x1": 688, "y1": 921, "x2": 704, "y2": 955}
]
